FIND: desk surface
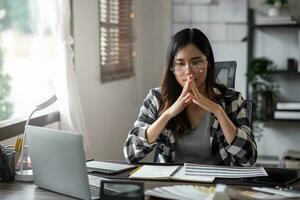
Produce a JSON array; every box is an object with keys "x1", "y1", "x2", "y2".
[
  {"x1": 1, "y1": 164, "x2": 299, "y2": 200},
  {"x1": 0, "y1": 179, "x2": 254, "y2": 200}
]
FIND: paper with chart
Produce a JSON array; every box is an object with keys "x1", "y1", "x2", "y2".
[
  {"x1": 171, "y1": 165, "x2": 215, "y2": 182},
  {"x1": 184, "y1": 163, "x2": 268, "y2": 178},
  {"x1": 129, "y1": 165, "x2": 215, "y2": 182}
]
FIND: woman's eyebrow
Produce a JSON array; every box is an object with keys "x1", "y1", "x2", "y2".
[
  {"x1": 191, "y1": 56, "x2": 205, "y2": 60},
  {"x1": 174, "y1": 58, "x2": 184, "y2": 62},
  {"x1": 175, "y1": 57, "x2": 205, "y2": 61}
]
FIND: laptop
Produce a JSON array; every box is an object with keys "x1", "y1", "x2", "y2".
[{"x1": 26, "y1": 125, "x2": 106, "y2": 200}]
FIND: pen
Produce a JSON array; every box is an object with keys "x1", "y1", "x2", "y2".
[
  {"x1": 130, "y1": 165, "x2": 142, "y2": 175},
  {"x1": 15, "y1": 137, "x2": 22, "y2": 151}
]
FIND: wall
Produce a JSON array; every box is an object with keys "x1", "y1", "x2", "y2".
[
  {"x1": 72, "y1": 0, "x2": 171, "y2": 160},
  {"x1": 171, "y1": 0, "x2": 248, "y2": 97}
]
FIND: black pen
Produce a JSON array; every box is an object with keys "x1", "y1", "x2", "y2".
[{"x1": 85, "y1": 159, "x2": 95, "y2": 162}]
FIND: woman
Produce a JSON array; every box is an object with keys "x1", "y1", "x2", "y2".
[{"x1": 123, "y1": 28, "x2": 257, "y2": 166}]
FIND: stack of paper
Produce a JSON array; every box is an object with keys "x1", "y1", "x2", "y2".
[
  {"x1": 145, "y1": 184, "x2": 230, "y2": 200},
  {"x1": 184, "y1": 163, "x2": 268, "y2": 178}
]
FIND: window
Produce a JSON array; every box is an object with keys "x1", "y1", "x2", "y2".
[
  {"x1": 99, "y1": 0, "x2": 135, "y2": 83},
  {"x1": 0, "y1": 0, "x2": 58, "y2": 123}
]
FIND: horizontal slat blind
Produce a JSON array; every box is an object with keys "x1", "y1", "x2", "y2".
[{"x1": 99, "y1": 0, "x2": 135, "y2": 83}]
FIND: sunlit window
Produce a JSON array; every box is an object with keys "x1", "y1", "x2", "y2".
[{"x1": 0, "y1": 0, "x2": 58, "y2": 122}]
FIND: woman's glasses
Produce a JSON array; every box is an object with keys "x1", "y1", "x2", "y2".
[{"x1": 171, "y1": 60, "x2": 207, "y2": 73}]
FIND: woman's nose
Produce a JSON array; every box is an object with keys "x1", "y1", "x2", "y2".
[{"x1": 185, "y1": 64, "x2": 194, "y2": 75}]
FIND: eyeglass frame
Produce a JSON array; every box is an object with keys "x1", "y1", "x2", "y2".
[{"x1": 170, "y1": 59, "x2": 208, "y2": 73}]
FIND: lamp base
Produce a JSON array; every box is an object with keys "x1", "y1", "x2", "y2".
[{"x1": 15, "y1": 169, "x2": 34, "y2": 182}]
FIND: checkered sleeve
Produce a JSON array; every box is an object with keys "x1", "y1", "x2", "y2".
[
  {"x1": 123, "y1": 88, "x2": 161, "y2": 163},
  {"x1": 225, "y1": 92, "x2": 257, "y2": 166}
]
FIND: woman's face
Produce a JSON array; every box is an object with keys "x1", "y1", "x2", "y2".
[{"x1": 172, "y1": 43, "x2": 208, "y2": 91}]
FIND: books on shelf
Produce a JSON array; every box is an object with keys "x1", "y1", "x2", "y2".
[
  {"x1": 273, "y1": 102, "x2": 300, "y2": 120},
  {"x1": 255, "y1": 155, "x2": 279, "y2": 168},
  {"x1": 129, "y1": 163, "x2": 268, "y2": 183},
  {"x1": 283, "y1": 150, "x2": 300, "y2": 169},
  {"x1": 255, "y1": 12, "x2": 297, "y2": 25},
  {"x1": 276, "y1": 102, "x2": 300, "y2": 110},
  {"x1": 273, "y1": 110, "x2": 300, "y2": 120}
]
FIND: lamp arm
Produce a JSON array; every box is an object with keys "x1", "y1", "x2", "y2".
[{"x1": 19, "y1": 108, "x2": 38, "y2": 172}]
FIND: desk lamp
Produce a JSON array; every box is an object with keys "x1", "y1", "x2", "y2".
[{"x1": 15, "y1": 95, "x2": 57, "y2": 181}]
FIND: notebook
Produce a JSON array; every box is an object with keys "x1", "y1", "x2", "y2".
[
  {"x1": 86, "y1": 160, "x2": 136, "y2": 175},
  {"x1": 26, "y1": 125, "x2": 107, "y2": 200},
  {"x1": 129, "y1": 165, "x2": 215, "y2": 183},
  {"x1": 129, "y1": 163, "x2": 268, "y2": 182}
]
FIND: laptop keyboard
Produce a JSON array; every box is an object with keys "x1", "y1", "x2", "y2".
[
  {"x1": 88, "y1": 175, "x2": 108, "y2": 200},
  {"x1": 89, "y1": 185, "x2": 100, "y2": 199}
]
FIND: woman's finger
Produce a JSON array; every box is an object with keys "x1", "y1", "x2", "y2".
[
  {"x1": 180, "y1": 93, "x2": 191, "y2": 104},
  {"x1": 180, "y1": 76, "x2": 191, "y2": 98},
  {"x1": 190, "y1": 80, "x2": 199, "y2": 97},
  {"x1": 184, "y1": 96, "x2": 193, "y2": 104}
]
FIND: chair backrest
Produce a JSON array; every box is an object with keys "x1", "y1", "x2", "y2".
[
  {"x1": 244, "y1": 99, "x2": 253, "y2": 128},
  {"x1": 215, "y1": 61, "x2": 237, "y2": 89}
]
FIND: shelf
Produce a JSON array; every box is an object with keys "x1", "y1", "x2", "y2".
[
  {"x1": 252, "y1": 24, "x2": 300, "y2": 29},
  {"x1": 266, "y1": 118, "x2": 300, "y2": 123},
  {"x1": 268, "y1": 70, "x2": 300, "y2": 76},
  {"x1": 271, "y1": 118, "x2": 300, "y2": 122}
]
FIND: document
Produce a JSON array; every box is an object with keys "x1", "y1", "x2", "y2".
[
  {"x1": 129, "y1": 165, "x2": 215, "y2": 183},
  {"x1": 184, "y1": 163, "x2": 268, "y2": 178},
  {"x1": 129, "y1": 163, "x2": 268, "y2": 182},
  {"x1": 145, "y1": 184, "x2": 230, "y2": 200}
]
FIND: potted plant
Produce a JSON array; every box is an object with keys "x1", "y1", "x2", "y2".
[
  {"x1": 264, "y1": 0, "x2": 288, "y2": 17},
  {"x1": 248, "y1": 57, "x2": 279, "y2": 122}
]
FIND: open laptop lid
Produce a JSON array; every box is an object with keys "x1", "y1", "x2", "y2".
[{"x1": 26, "y1": 125, "x2": 91, "y2": 200}]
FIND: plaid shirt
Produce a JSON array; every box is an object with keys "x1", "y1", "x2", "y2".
[{"x1": 123, "y1": 87, "x2": 257, "y2": 166}]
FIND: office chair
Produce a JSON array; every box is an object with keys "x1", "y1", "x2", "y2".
[
  {"x1": 215, "y1": 61, "x2": 237, "y2": 88},
  {"x1": 244, "y1": 99, "x2": 253, "y2": 128}
]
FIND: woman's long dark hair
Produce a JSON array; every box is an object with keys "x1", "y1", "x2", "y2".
[{"x1": 160, "y1": 28, "x2": 227, "y2": 138}]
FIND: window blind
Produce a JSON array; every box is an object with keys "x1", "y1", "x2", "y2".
[{"x1": 99, "y1": 0, "x2": 135, "y2": 83}]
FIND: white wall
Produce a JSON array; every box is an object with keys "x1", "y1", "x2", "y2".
[{"x1": 72, "y1": 0, "x2": 171, "y2": 160}]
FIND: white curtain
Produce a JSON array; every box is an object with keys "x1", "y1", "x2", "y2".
[{"x1": 35, "y1": 0, "x2": 90, "y2": 150}]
